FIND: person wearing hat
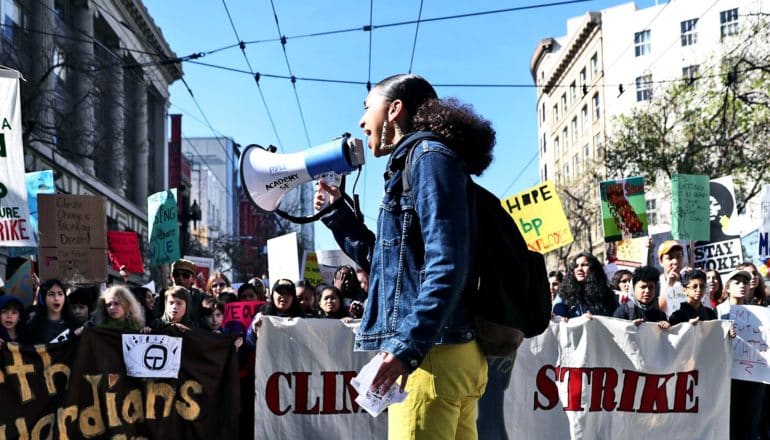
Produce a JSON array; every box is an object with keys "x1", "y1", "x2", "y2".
[
  {"x1": 715, "y1": 269, "x2": 753, "y2": 319},
  {"x1": 0, "y1": 295, "x2": 24, "y2": 347},
  {"x1": 656, "y1": 240, "x2": 689, "y2": 317},
  {"x1": 155, "y1": 259, "x2": 207, "y2": 324}
]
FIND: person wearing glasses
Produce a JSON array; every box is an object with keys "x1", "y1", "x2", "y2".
[
  {"x1": 156, "y1": 259, "x2": 207, "y2": 325},
  {"x1": 667, "y1": 269, "x2": 717, "y2": 326},
  {"x1": 206, "y1": 272, "x2": 231, "y2": 299}
]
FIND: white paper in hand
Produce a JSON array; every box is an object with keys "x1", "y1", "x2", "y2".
[{"x1": 351, "y1": 355, "x2": 408, "y2": 417}]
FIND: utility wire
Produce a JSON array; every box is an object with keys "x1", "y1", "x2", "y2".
[
  {"x1": 182, "y1": 135, "x2": 234, "y2": 198},
  {"x1": 408, "y1": 0, "x2": 425, "y2": 74},
  {"x1": 498, "y1": 151, "x2": 539, "y2": 198},
  {"x1": 367, "y1": 0, "x2": 373, "y2": 91},
  {"x1": 268, "y1": 0, "x2": 312, "y2": 148}
]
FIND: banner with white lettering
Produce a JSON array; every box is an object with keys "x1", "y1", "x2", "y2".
[
  {"x1": 726, "y1": 305, "x2": 770, "y2": 384},
  {"x1": 505, "y1": 317, "x2": 732, "y2": 440},
  {"x1": 0, "y1": 70, "x2": 36, "y2": 247},
  {"x1": 254, "y1": 318, "x2": 387, "y2": 439},
  {"x1": 122, "y1": 334, "x2": 183, "y2": 378}
]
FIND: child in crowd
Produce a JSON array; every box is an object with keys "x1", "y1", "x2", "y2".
[
  {"x1": 295, "y1": 279, "x2": 319, "y2": 317},
  {"x1": 238, "y1": 282, "x2": 266, "y2": 302},
  {"x1": 548, "y1": 270, "x2": 563, "y2": 304},
  {"x1": 199, "y1": 297, "x2": 225, "y2": 333},
  {"x1": 24, "y1": 279, "x2": 80, "y2": 344},
  {"x1": 0, "y1": 296, "x2": 24, "y2": 347},
  {"x1": 668, "y1": 270, "x2": 717, "y2": 325},
  {"x1": 656, "y1": 240, "x2": 688, "y2": 317},
  {"x1": 317, "y1": 286, "x2": 348, "y2": 319},
  {"x1": 144, "y1": 286, "x2": 193, "y2": 331},
  {"x1": 716, "y1": 269, "x2": 754, "y2": 318},
  {"x1": 93, "y1": 286, "x2": 145, "y2": 331},
  {"x1": 610, "y1": 269, "x2": 633, "y2": 305},
  {"x1": 612, "y1": 266, "x2": 669, "y2": 328},
  {"x1": 706, "y1": 269, "x2": 725, "y2": 308},
  {"x1": 68, "y1": 286, "x2": 96, "y2": 326},
  {"x1": 736, "y1": 262, "x2": 768, "y2": 305}
]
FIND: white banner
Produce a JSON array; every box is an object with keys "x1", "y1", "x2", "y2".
[
  {"x1": 122, "y1": 334, "x2": 183, "y2": 378},
  {"x1": 267, "y1": 232, "x2": 300, "y2": 284},
  {"x1": 0, "y1": 70, "x2": 37, "y2": 247},
  {"x1": 254, "y1": 318, "x2": 387, "y2": 439},
  {"x1": 728, "y1": 305, "x2": 770, "y2": 384},
  {"x1": 505, "y1": 317, "x2": 732, "y2": 440}
]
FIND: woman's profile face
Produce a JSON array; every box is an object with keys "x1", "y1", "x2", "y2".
[
  {"x1": 709, "y1": 196, "x2": 721, "y2": 221},
  {"x1": 359, "y1": 89, "x2": 392, "y2": 157}
]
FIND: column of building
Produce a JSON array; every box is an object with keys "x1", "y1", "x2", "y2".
[
  {"x1": 30, "y1": 0, "x2": 55, "y2": 147},
  {"x1": 132, "y1": 80, "x2": 149, "y2": 207},
  {"x1": 74, "y1": 0, "x2": 95, "y2": 175},
  {"x1": 108, "y1": 49, "x2": 126, "y2": 196}
]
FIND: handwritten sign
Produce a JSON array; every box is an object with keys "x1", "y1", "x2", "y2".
[
  {"x1": 728, "y1": 305, "x2": 770, "y2": 384},
  {"x1": 223, "y1": 301, "x2": 265, "y2": 332},
  {"x1": 598, "y1": 176, "x2": 648, "y2": 242},
  {"x1": 759, "y1": 184, "x2": 770, "y2": 262},
  {"x1": 303, "y1": 251, "x2": 324, "y2": 287},
  {"x1": 122, "y1": 334, "x2": 183, "y2": 379},
  {"x1": 501, "y1": 180, "x2": 573, "y2": 253},
  {"x1": 693, "y1": 238, "x2": 743, "y2": 274},
  {"x1": 107, "y1": 231, "x2": 143, "y2": 273},
  {"x1": 671, "y1": 174, "x2": 710, "y2": 241},
  {"x1": 148, "y1": 189, "x2": 180, "y2": 267},
  {"x1": 0, "y1": 71, "x2": 36, "y2": 247}
]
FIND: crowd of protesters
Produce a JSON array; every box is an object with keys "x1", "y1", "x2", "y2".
[{"x1": 549, "y1": 240, "x2": 769, "y2": 440}]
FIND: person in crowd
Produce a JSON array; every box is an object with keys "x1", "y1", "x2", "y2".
[
  {"x1": 144, "y1": 286, "x2": 194, "y2": 331},
  {"x1": 199, "y1": 296, "x2": 225, "y2": 333},
  {"x1": 238, "y1": 282, "x2": 266, "y2": 302},
  {"x1": 93, "y1": 285, "x2": 145, "y2": 331},
  {"x1": 68, "y1": 286, "x2": 95, "y2": 326},
  {"x1": 260, "y1": 279, "x2": 303, "y2": 319},
  {"x1": 153, "y1": 259, "x2": 207, "y2": 325},
  {"x1": 0, "y1": 295, "x2": 24, "y2": 347},
  {"x1": 553, "y1": 252, "x2": 618, "y2": 319},
  {"x1": 296, "y1": 279, "x2": 319, "y2": 317},
  {"x1": 736, "y1": 262, "x2": 767, "y2": 306},
  {"x1": 716, "y1": 268, "x2": 764, "y2": 440},
  {"x1": 129, "y1": 286, "x2": 156, "y2": 321},
  {"x1": 668, "y1": 270, "x2": 717, "y2": 326},
  {"x1": 656, "y1": 240, "x2": 689, "y2": 317},
  {"x1": 612, "y1": 266, "x2": 669, "y2": 328},
  {"x1": 548, "y1": 270, "x2": 563, "y2": 303},
  {"x1": 706, "y1": 269, "x2": 725, "y2": 308},
  {"x1": 333, "y1": 265, "x2": 367, "y2": 319},
  {"x1": 609, "y1": 269, "x2": 633, "y2": 305},
  {"x1": 206, "y1": 272, "x2": 231, "y2": 299},
  {"x1": 218, "y1": 288, "x2": 238, "y2": 304},
  {"x1": 356, "y1": 268, "x2": 370, "y2": 294},
  {"x1": 24, "y1": 279, "x2": 80, "y2": 344},
  {"x1": 315, "y1": 74, "x2": 491, "y2": 438},
  {"x1": 317, "y1": 286, "x2": 349, "y2": 319}
]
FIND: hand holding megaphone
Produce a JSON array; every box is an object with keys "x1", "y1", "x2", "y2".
[{"x1": 314, "y1": 180, "x2": 342, "y2": 212}]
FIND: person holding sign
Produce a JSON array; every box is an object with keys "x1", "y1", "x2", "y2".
[{"x1": 314, "y1": 74, "x2": 491, "y2": 438}]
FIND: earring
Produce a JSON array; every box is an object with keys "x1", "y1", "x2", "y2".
[{"x1": 380, "y1": 120, "x2": 395, "y2": 153}]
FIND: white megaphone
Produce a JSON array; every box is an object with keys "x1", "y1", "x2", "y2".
[{"x1": 240, "y1": 134, "x2": 365, "y2": 216}]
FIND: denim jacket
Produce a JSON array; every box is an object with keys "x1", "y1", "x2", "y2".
[{"x1": 322, "y1": 132, "x2": 475, "y2": 372}]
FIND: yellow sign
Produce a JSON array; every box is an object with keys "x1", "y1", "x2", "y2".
[
  {"x1": 303, "y1": 251, "x2": 324, "y2": 287},
  {"x1": 501, "y1": 180, "x2": 574, "y2": 253}
]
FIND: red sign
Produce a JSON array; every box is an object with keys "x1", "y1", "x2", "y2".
[
  {"x1": 107, "y1": 231, "x2": 143, "y2": 273},
  {"x1": 223, "y1": 301, "x2": 265, "y2": 331}
]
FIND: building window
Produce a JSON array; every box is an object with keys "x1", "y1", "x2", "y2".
[
  {"x1": 590, "y1": 53, "x2": 599, "y2": 77},
  {"x1": 581, "y1": 105, "x2": 589, "y2": 128},
  {"x1": 720, "y1": 9, "x2": 739, "y2": 38},
  {"x1": 680, "y1": 18, "x2": 698, "y2": 46},
  {"x1": 580, "y1": 68, "x2": 587, "y2": 88},
  {"x1": 543, "y1": 164, "x2": 548, "y2": 181},
  {"x1": 554, "y1": 136, "x2": 560, "y2": 154},
  {"x1": 646, "y1": 199, "x2": 656, "y2": 210},
  {"x1": 592, "y1": 93, "x2": 600, "y2": 120},
  {"x1": 636, "y1": 75, "x2": 653, "y2": 101},
  {"x1": 570, "y1": 81, "x2": 577, "y2": 103},
  {"x1": 571, "y1": 117, "x2": 578, "y2": 142},
  {"x1": 541, "y1": 102, "x2": 546, "y2": 124},
  {"x1": 541, "y1": 134, "x2": 547, "y2": 154},
  {"x1": 634, "y1": 30, "x2": 651, "y2": 56},
  {"x1": 2, "y1": 0, "x2": 22, "y2": 42},
  {"x1": 564, "y1": 163, "x2": 570, "y2": 181},
  {"x1": 561, "y1": 93, "x2": 567, "y2": 113},
  {"x1": 682, "y1": 65, "x2": 700, "y2": 84},
  {"x1": 53, "y1": 45, "x2": 67, "y2": 83},
  {"x1": 563, "y1": 127, "x2": 569, "y2": 149},
  {"x1": 573, "y1": 153, "x2": 580, "y2": 177},
  {"x1": 553, "y1": 104, "x2": 559, "y2": 121},
  {"x1": 594, "y1": 133, "x2": 603, "y2": 156},
  {"x1": 583, "y1": 143, "x2": 590, "y2": 160}
]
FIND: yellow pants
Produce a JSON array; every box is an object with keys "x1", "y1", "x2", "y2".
[{"x1": 388, "y1": 341, "x2": 488, "y2": 440}]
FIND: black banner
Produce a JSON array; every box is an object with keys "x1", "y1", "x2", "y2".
[{"x1": 0, "y1": 326, "x2": 239, "y2": 439}]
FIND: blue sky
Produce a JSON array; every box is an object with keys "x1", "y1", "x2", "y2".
[{"x1": 144, "y1": 0, "x2": 658, "y2": 251}]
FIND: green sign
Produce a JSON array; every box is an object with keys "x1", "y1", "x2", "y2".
[
  {"x1": 148, "y1": 189, "x2": 180, "y2": 267},
  {"x1": 671, "y1": 174, "x2": 710, "y2": 241}
]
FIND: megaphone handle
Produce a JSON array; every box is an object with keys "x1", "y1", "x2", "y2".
[{"x1": 353, "y1": 193, "x2": 362, "y2": 220}]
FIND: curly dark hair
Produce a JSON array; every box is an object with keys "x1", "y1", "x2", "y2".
[
  {"x1": 559, "y1": 252, "x2": 617, "y2": 316},
  {"x1": 375, "y1": 74, "x2": 496, "y2": 176}
]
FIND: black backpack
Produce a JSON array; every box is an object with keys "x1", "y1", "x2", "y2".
[{"x1": 402, "y1": 140, "x2": 552, "y2": 356}]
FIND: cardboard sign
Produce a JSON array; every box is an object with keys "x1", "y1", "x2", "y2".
[
  {"x1": 223, "y1": 300, "x2": 265, "y2": 331},
  {"x1": 671, "y1": 174, "x2": 710, "y2": 241},
  {"x1": 148, "y1": 189, "x2": 180, "y2": 267},
  {"x1": 612, "y1": 236, "x2": 649, "y2": 269},
  {"x1": 598, "y1": 176, "x2": 648, "y2": 243},
  {"x1": 316, "y1": 249, "x2": 359, "y2": 285},
  {"x1": 0, "y1": 71, "x2": 37, "y2": 247},
  {"x1": 303, "y1": 251, "x2": 324, "y2": 287},
  {"x1": 38, "y1": 194, "x2": 108, "y2": 283},
  {"x1": 727, "y1": 305, "x2": 770, "y2": 384},
  {"x1": 108, "y1": 231, "x2": 143, "y2": 273},
  {"x1": 501, "y1": 180, "x2": 574, "y2": 253}
]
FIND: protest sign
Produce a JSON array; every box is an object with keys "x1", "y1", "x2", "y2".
[
  {"x1": 693, "y1": 177, "x2": 743, "y2": 274},
  {"x1": 612, "y1": 236, "x2": 649, "y2": 269},
  {"x1": 303, "y1": 251, "x2": 324, "y2": 287},
  {"x1": 0, "y1": 327, "x2": 239, "y2": 438},
  {"x1": 122, "y1": 333, "x2": 183, "y2": 378},
  {"x1": 9, "y1": 170, "x2": 55, "y2": 256},
  {"x1": 505, "y1": 317, "x2": 732, "y2": 440},
  {"x1": 0, "y1": 70, "x2": 37, "y2": 247},
  {"x1": 725, "y1": 305, "x2": 770, "y2": 384},
  {"x1": 148, "y1": 189, "x2": 180, "y2": 267},
  {"x1": 671, "y1": 174, "x2": 710, "y2": 241},
  {"x1": 5, "y1": 259, "x2": 35, "y2": 306},
  {"x1": 267, "y1": 232, "x2": 301, "y2": 283},
  {"x1": 223, "y1": 300, "x2": 265, "y2": 331},
  {"x1": 107, "y1": 230, "x2": 143, "y2": 273},
  {"x1": 759, "y1": 184, "x2": 770, "y2": 263},
  {"x1": 254, "y1": 318, "x2": 387, "y2": 439},
  {"x1": 501, "y1": 180, "x2": 573, "y2": 253},
  {"x1": 316, "y1": 249, "x2": 359, "y2": 285},
  {"x1": 184, "y1": 255, "x2": 215, "y2": 289},
  {"x1": 38, "y1": 194, "x2": 108, "y2": 283},
  {"x1": 598, "y1": 176, "x2": 648, "y2": 242}
]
